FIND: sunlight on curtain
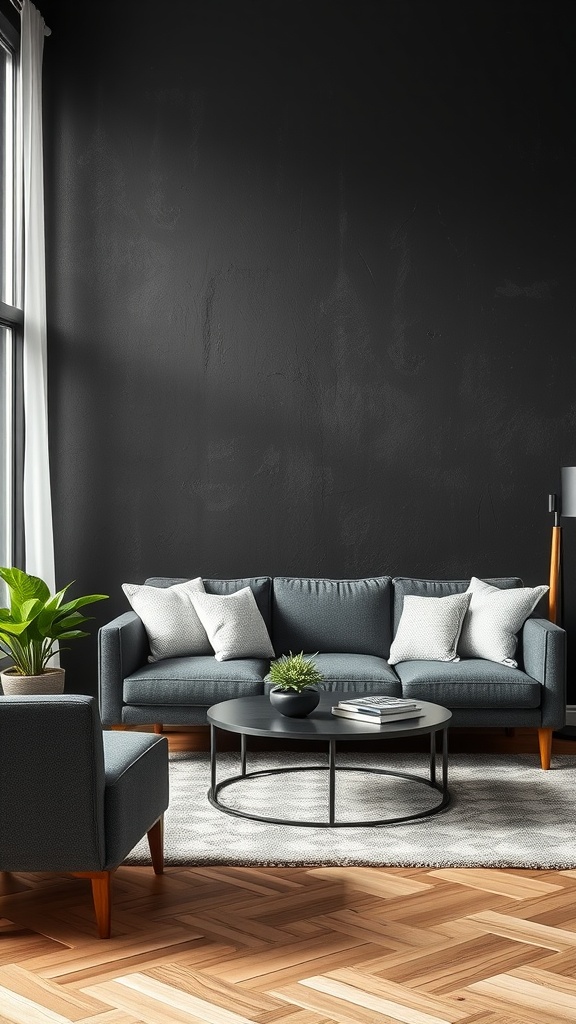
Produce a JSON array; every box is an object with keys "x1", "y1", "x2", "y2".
[
  {"x1": 20, "y1": 0, "x2": 55, "y2": 595},
  {"x1": 0, "y1": 326, "x2": 12, "y2": 579},
  {"x1": 1, "y1": 36, "x2": 13, "y2": 583}
]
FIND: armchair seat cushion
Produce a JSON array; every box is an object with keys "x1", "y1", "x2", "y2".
[
  {"x1": 123, "y1": 656, "x2": 267, "y2": 705},
  {"x1": 396, "y1": 658, "x2": 541, "y2": 708},
  {"x1": 103, "y1": 732, "x2": 168, "y2": 870}
]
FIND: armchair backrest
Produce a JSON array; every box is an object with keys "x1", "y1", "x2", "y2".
[{"x1": 0, "y1": 694, "x2": 106, "y2": 872}]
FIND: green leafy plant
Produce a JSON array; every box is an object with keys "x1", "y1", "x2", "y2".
[
  {"x1": 268, "y1": 651, "x2": 324, "y2": 692},
  {"x1": 0, "y1": 566, "x2": 108, "y2": 676}
]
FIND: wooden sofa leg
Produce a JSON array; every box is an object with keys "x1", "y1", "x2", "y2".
[
  {"x1": 147, "y1": 815, "x2": 164, "y2": 874},
  {"x1": 538, "y1": 728, "x2": 553, "y2": 771},
  {"x1": 72, "y1": 870, "x2": 112, "y2": 938},
  {"x1": 153, "y1": 724, "x2": 163, "y2": 734}
]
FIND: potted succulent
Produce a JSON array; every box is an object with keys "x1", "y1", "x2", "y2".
[
  {"x1": 0, "y1": 566, "x2": 108, "y2": 695},
  {"x1": 268, "y1": 651, "x2": 324, "y2": 718}
]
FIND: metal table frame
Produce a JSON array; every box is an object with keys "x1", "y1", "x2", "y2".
[{"x1": 208, "y1": 723, "x2": 450, "y2": 828}]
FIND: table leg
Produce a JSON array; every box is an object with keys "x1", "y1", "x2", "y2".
[
  {"x1": 210, "y1": 724, "x2": 217, "y2": 794},
  {"x1": 430, "y1": 732, "x2": 436, "y2": 785},
  {"x1": 442, "y1": 727, "x2": 449, "y2": 794},
  {"x1": 240, "y1": 733, "x2": 247, "y2": 777},
  {"x1": 328, "y1": 739, "x2": 336, "y2": 825}
]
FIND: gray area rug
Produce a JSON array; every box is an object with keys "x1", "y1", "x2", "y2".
[{"x1": 126, "y1": 750, "x2": 576, "y2": 869}]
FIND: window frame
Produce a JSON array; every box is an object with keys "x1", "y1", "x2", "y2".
[{"x1": 1, "y1": 8, "x2": 24, "y2": 574}]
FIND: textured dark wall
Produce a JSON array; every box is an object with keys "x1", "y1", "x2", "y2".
[{"x1": 41, "y1": 0, "x2": 576, "y2": 695}]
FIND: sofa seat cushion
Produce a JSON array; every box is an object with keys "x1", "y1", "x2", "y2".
[
  {"x1": 396, "y1": 659, "x2": 541, "y2": 708},
  {"x1": 123, "y1": 656, "x2": 267, "y2": 706},
  {"x1": 264, "y1": 654, "x2": 401, "y2": 695}
]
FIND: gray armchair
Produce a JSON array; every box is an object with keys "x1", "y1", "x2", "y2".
[{"x1": 0, "y1": 694, "x2": 169, "y2": 938}]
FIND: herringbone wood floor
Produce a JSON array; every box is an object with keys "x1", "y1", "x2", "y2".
[
  {"x1": 2, "y1": 730, "x2": 576, "y2": 1024},
  {"x1": 3, "y1": 863, "x2": 576, "y2": 1022}
]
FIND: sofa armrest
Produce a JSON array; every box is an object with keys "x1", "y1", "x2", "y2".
[
  {"x1": 98, "y1": 612, "x2": 148, "y2": 726},
  {"x1": 522, "y1": 617, "x2": 566, "y2": 728}
]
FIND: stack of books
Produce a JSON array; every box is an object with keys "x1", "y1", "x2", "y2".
[{"x1": 331, "y1": 695, "x2": 423, "y2": 724}]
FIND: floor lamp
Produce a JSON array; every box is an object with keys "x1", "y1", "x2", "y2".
[{"x1": 550, "y1": 466, "x2": 576, "y2": 738}]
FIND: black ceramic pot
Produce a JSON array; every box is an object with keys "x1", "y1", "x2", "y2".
[{"x1": 269, "y1": 686, "x2": 320, "y2": 718}]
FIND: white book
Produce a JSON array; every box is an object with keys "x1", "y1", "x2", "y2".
[
  {"x1": 331, "y1": 706, "x2": 424, "y2": 724},
  {"x1": 338, "y1": 694, "x2": 418, "y2": 709},
  {"x1": 338, "y1": 703, "x2": 421, "y2": 718},
  {"x1": 338, "y1": 697, "x2": 419, "y2": 715}
]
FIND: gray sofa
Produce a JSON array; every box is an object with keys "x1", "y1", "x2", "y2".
[{"x1": 98, "y1": 575, "x2": 566, "y2": 769}]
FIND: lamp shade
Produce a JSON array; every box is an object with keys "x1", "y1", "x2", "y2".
[{"x1": 562, "y1": 467, "x2": 576, "y2": 518}]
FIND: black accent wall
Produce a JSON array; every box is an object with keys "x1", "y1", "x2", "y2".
[{"x1": 40, "y1": 0, "x2": 576, "y2": 695}]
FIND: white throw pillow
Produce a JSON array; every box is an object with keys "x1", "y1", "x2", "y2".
[
  {"x1": 190, "y1": 587, "x2": 275, "y2": 662},
  {"x1": 122, "y1": 578, "x2": 211, "y2": 662},
  {"x1": 458, "y1": 576, "x2": 549, "y2": 667},
  {"x1": 388, "y1": 592, "x2": 471, "y2": 666}
]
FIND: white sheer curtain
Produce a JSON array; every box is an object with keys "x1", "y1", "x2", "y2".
[{"x1": 19, "y1": 0, "x2": 55, "y2": 594}]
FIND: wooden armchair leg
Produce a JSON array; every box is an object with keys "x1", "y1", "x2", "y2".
[
  {"x1": 538, "y1": 728, "x2": 553, "y2": 770},
  {"x1": 147, "y1": 815, "x2": 164, "y2": 875},
  {"x1": 72, "y1": 870, "x2": 112, "y2": 938}
]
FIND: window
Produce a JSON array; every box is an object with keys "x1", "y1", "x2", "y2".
[{"x1": 0, "y1": 10, "x2": 23, "y2": 577}]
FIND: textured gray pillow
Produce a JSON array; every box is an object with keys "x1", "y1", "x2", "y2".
[
  {"x1": 190, "y1": 587, "x2": 275, "y2": 662},
  {"x1": 122, "y1": 577, "x2": 211, "y2": 662},
  {"x1": 458, "y1": 576, "x2": 549, "y2": 667},
  {"x1": 388, "y1": 592, "x2": 471, "y2": 666}
]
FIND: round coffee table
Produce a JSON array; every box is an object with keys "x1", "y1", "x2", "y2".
[{"x1": 207, "y1": 692, "x2": 451, "y2": 827}]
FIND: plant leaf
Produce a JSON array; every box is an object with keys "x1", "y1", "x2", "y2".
[
  {"x1": 268, "y1": 650, "x2": 324, "y2": 691},
  {"x1": 41, "y1": 585, "x2": 71, "y2": 612},
  {"x1": 0, "y1": 567, "x2": 50, "y2": 606},
  {"x1": 0, "y1": 621, "x2": 31, "y2": 636},
  {"x1": 56, "y1": 594, "x2": 108, "y2": 614},
  {"x1": 0, "y1": 567, "x2": 108, "y2": 672},
  {"x1": 51, "y1": 616, "x2": 92, "y2": 638},
  {"x1": 17, "y1": 598, "x2": 43, "y2": 623}
]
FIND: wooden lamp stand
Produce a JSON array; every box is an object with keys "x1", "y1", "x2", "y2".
[
  {"x1": 551, "y1": 470, "x2": 576, "y2": 740},
  {"x1": 548, "y1": 493, "x2": 561, "y2": 625}
]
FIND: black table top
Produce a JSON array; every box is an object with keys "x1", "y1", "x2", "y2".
[{"x1": 207, "y1": 692, "x2": 451, "y2": 741}]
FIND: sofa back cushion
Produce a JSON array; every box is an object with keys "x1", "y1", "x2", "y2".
[
  {"x1": 272, "y1": 577, "x2": 392, "y2": 658},
  {"x1": 145, "y1": 577, "x2": 272, "y2": 632},
  {"x1": 391, "y1": 577, "x2": 522, "y2": 634}
]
